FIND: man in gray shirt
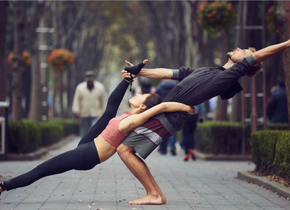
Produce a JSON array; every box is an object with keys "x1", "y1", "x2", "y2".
[{"x1": 117, "y1": 39, "x2": 290, "y2": 205}]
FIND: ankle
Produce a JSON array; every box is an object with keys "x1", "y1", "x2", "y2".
[
  {"x1": 147, "y1": 192, "x2": 160, "y2": 198},
  {"x1": 0, "y1": 182, "x2": 6, "y2": 192}
]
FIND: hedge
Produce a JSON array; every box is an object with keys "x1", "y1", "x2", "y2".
[
  {"x1": 195, "y1": 121, "x2": 251, "y2": 155},
  {"x1": 250, "y1": 130, "x2": 281, "y2": 171},
  {"x1": 8, "y1": 120, "x2": 42, "y2": 153},
  {"x1": 8, "y1": 118, "x2": 79, "y2": 153},
  {"x1": 48, "y1": 118, "x2": 79, "y2": 137},
  {"x1": 267, "y1": 123, "x2": 289, "y2": 131},
  {"x1": 250, "y1": 130, "x2": 290, "y2": 181},
  {"x1": 274, "y1": 132, "x2": 290, "y2": 180}
]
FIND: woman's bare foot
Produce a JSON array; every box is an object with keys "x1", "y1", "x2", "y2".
[{"x1": 129, "y1": 194, "x2": 164, "y2": 205}]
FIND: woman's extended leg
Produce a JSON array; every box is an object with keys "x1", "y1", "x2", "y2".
[
  {"x1": 77, "y1": 61, "x2": 145, "y2": 146},
  {"x1": 1, "y1": 142, "x2": 99, "y2": 191}
]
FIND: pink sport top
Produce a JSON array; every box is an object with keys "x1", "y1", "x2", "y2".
[{"x1": 101, "y1": 113, "x2": 131, "y2": 147}]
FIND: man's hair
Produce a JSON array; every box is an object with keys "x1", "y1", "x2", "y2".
[
  {"x1": 143, "y1": 93, "x2": 162, "y2": 110},
  {"x1": 245, "y1": 47, "x2": 263, "y2": 77},
  {"x1": 248, "y1": 47, "x2": 256, "y2": 53}
]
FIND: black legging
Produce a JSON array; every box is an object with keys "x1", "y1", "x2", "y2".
[{"x1": 2, "y1": 80, "x2": 130, "y2": 191}]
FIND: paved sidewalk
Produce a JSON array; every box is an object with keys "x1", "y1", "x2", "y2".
[{"x1": 0, "y1": 137, "x2": 289, "y2": 210}]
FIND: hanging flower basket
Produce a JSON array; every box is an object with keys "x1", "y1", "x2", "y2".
[
  {"x1": 7, "y1": 51, "x2": 32, "y2": 69},
  {"x1": 47, "y1": 49, "x2": 75, "y2": 72},
  {"x1": 266, "y1": 6, "x2": 279, "y2": 34},
  {"x1": 196, "y1": 1, "x2": 236, "y2": 35}
]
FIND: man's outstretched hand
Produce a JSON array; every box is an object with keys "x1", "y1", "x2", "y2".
[{"x1": 122, "y1": 59, "x2": 148, "y2": 79}]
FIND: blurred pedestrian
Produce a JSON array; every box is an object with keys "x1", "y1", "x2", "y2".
[
  {"x1": 138, "y1": 76, "x2": 152, "y2": 94},
  {"x1": 155, "y1": 79, "x2": 178, "y2": 155},
  {"x1": 72, "y1": 71, "x2": 106, "y2": 137},
  {"x1": 266, "y1": 81, "x2": 289, "y2": 124},
  {"x1": 182, "y1": 103, "x2": 205, "y2": 161}
]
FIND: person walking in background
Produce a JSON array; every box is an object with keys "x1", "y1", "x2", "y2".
[
  {"x1": 155, "y1": 79, "x2": 178, "y2": 155},
  {"x1": 138, "y1": 76, "x2": 152, "y2": 94},
  {"x1": 182, "y1": 103, "x2": 205, "y2": 161},
  {"x1": 266, "y1": 81, "x2": 289, "y2": 124},
  {"x1": 72, "y1": 71, "x2": 106, "y2": 137}
]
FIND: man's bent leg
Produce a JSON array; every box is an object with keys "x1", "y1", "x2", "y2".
[{"x1": 117, "y1": 144, "x2": 166, "y2": 205}]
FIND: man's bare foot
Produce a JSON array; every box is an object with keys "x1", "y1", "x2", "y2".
[
  {"x1": 161, "y1": 194, "x2": 167, "y2": 204},
  {"x1": 129, "y1": 194, "x2": 164, "y2": 205}
]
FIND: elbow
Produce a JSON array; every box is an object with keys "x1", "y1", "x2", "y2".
[
  {"x1": 253, "y1": 53, "x2": 262, "y2": 63},
  {"x1": 161, "y1": 103, "x2": 168, "y2": 112}
]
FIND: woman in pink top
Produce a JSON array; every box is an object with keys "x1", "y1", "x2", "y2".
[{"x1": 0, "y1": 60, "x2": 194, "y2": 195}]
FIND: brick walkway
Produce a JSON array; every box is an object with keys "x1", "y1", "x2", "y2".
[{"x1": 0, "y1": 137, "x2": 289, "y2": 210}]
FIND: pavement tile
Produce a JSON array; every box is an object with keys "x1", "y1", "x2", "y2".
[{"x1": 1, "y1": 137, "x2": 290, "y2": 210}]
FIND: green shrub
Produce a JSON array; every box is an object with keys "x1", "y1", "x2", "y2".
[
  {"x1": 8, "y1": 118, "x2": 79, "y2": 154},
  {"x1": 267, "y1": 123, "x2": 289, "y2": 131},
  {"x1": 250, "y1": 130, "x2": 281, "y2": 171},
  {"x1": 273, "y1": 131, "x2": 290, "y2": 180},
  {"x1": 39, "y1": 121, "x2": 64, "y2": 146},
  {"x1": 49, "y1": 118, "x2": 79, "y2": 137},
  {"x1": 8, "y1": 120, "x2": 41, "y2": 153},
  {"x1": 195, "y1": 121, "x2": 251, "y2": 155}
]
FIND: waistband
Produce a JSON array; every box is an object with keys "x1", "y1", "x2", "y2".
[{"x1": 157, "y1": 113, "x2": 177, "y2": 135}]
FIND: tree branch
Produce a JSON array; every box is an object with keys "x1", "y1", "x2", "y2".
[{"x1": 61, "y1": 2, "x2": 88, "y2": 47}]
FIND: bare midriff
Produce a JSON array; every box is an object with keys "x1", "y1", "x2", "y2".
[{"x1": 94, "y1": 135, "x2": 117, "y2": 163}]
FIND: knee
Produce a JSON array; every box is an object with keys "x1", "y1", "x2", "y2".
[{"x1": 117, "y1": 144, "x2": 134, "y2": 160}]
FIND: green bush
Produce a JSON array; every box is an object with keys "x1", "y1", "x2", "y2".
[
  {"x1": 195, "y1": 121, "x2": 251, "y2": 155},
  {"x1": 49, "y1": 118, "x2": 79, "y2": 137},
  {"x1": 250, "y1": 130, "x2": 280, "y2": 171},
  {"x1": 8, "y1": 120, "x2": 41, "y2": 153},
  {"x1": 273, "y1": 132, "x2": 290, "y2": 180},
  {"x1": 39, "y1": 121, "x2": 64, "y2": 146},
  {"x1": 8, "y1": 118, "x2": 79, "y2": 154},
  {"x1": 267, "y1": 123, "x2": 289, "y2": 131}
]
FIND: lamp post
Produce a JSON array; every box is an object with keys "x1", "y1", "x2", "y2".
[{"x1": 35, "y1": 26, "x2": 54, "y2": 121}]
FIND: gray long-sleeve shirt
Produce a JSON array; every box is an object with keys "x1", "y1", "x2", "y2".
[{"x1": 158, "y1": 55, "x2": 257, "y2": 134}]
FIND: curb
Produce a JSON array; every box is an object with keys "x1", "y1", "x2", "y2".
[
  {"x1": 237, "y1": 171, "x2": 290, "y2": 199},
  {"x1": 7, "y1": 135, "x2": 78, "y2": 161},
  {"x1": 195, "y1": 150, "x2": 252, "y2": 161}
]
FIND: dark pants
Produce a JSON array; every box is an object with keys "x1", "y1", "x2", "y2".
[
  {"x1": 80, "y1": 116, "x2": 99, "y2": 138},
  {"x1": 159, "y1": 134, "x2": 177, "y2": 154},
  {"x1": 182, "y1": 113, "x2": 199, "y2": 154}
]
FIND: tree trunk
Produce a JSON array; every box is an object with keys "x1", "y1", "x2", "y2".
[
  {"x1": 51, "y1": 1, "x2": 62, "y2": 117},
  {"x1": 231, "y1": 1, "x2": 245, "y2": 122},
  {"x1": 30, "y1": 54, "x2": 41, "y2": 121},
  {"x1": 0, "y1": 2, "x2": 8, "y2": 117},
  {"x1": 214, "y1": 33, "x2": 229, "y2": 121},
  {"x1": 277, "y1": 1, "x2": 290, "y2": 126},
  {"x1": 11, "y1": 2, "x2": 26, "y2": 121},
  {"x1": 59, "y1": 71, "x2": 64, "y2": 118},
  {"x1": 28, "y1": 2, "x2": 45, "y2": 121}
]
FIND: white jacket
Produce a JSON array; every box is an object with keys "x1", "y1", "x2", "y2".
[{"x1": 72, "y1": 81, "x2": 106, "y2": 117}]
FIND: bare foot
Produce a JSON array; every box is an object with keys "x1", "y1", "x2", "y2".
[
  {"x1": 161, "y1": 195, "x2": 167, "y2": 204},
  {"x1": 129, "y1": 194, "x2": 164, "y2": 205}
]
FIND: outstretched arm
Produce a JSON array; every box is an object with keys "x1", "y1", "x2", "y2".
[
  {"x1": 120, "y1": 102, "x2": 194, "y2": 134},
  {"x1": 122, "y1": 60, "x2": 173, "y2": 79},
  {"x1": 253, "y1": 39, "x2": 290, "y2": 63}
]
